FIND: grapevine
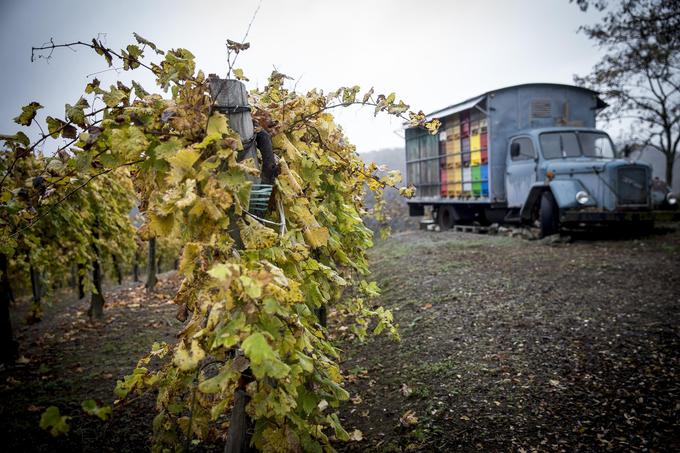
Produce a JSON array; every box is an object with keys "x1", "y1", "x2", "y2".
[{"x1": 0, "y1": 34, "x2": 439, "y2": 451}]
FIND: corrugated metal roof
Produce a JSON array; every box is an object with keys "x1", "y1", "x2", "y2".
[
  {"x1": 408, "y1": 83, "x2": 607, "y2": 127},
  {"x1": 424, "y1": 94, "x2": 486, "y2": 121}
]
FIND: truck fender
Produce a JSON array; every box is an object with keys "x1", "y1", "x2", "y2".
[
  {"x1": 548, "y1": 179, "x2": 597, "y2": 209},
  {"x1": 520, "y1": 180, "x2": 596, "y2": 221}
]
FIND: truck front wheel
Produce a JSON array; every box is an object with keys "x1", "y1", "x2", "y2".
[{"x1": 539, "y1": 192, "x2": 559, "y2": 237}]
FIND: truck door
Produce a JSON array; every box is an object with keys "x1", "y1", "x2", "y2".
[{"x1": 505, "y1": 137, "x2": 537, "y2": 208}]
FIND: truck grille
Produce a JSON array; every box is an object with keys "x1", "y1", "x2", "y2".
[{"x1": 617, "y1": 167, "x2": 648, "y2": 206}]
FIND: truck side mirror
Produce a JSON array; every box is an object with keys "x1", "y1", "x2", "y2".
[{"x1": 510, "y1": 142, "x2": 520, "y2": 158}]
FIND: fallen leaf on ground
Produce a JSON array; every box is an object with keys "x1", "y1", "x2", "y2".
[
  {"x1": 349, "y1": 429, "x2": 363, "y2": 441},
  {"x1": 400, "y1": 409, "x2": 418, "y2": 427}
]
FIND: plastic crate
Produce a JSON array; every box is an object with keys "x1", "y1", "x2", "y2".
[
  {"x1": 461, "y1": 137, "x2": 471, "y2": 166},
  {"x1": 448, "y1": 166, "x2": 462, "y2": 182},
  {"x1": 449, "y1": 153, "x2": 462, "y2": 168},
  {"x1": 471, "y1": 165, "x2": 481, "y2": 196},
  {"x1": 249, "y1": 184, "x2": 273, "y2": 216},
  {"x1": 450, "y1": 181, "x2": 463, "y2": 197},
  {"x1": 470, "y1": 150, "x2": 481, "y2": 166},
  {"x1": 470, "y1": 134, "x2": 481, "y2": 151},
  {"x1": 460, "y1": 121, "x2": 469, "y2": 138},
  {"x1": 481, "y1": 164, "x2": 489, "y2": 196},
  {"x1": 446, "y1": 138, "x2": 461, "y2": 153},
  {"x1": 462, "y1": 167, "x2": 472, "y2": 193}
]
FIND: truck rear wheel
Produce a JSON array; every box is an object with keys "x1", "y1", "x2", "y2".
[
  {"x1": 437, "y1": 206, "x2": 456, "y2": 230},
  {"x1": 539, "y1": 192, "x2": 559, "y2": 237}
]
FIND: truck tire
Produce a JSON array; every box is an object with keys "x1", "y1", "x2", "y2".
[
  {"x1": 438, "y1": 205, "x2": 456, "y2": 230},
  {"x1": 539, "y1": 192, "x2": 559, "y2": 238}
]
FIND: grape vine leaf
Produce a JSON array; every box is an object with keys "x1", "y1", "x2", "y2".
[
  {"x1": 241, "y1": 332, "x2": 290, "y2": 379},
  {"x1": 14, "y1": 102, "x2": 43, "y2": 126},
  {"x1": 81, "y1": 399, "x2": 112, "y2": 421},
  {"x1": 39, "y1": 406, "x2": 71, "y2": 437}
]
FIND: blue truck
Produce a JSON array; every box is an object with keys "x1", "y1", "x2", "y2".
[{"x1": 405, "y1": 83, "x2": 677, "y2": 236}]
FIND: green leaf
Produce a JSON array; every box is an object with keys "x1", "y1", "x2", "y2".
[
  {"x1": 239, "y1": 275, "x2": 263, "y2": 299},
  {"x1": 14, "y1": 101, "x2": 43, "y2": 126},
  {"x1": 110, "y1": 126, "x2": 149, "y2": 160},
  {"x1": 81, "y1": 399, "x2": 112, "y2": 421},
  {"x1": 131, "y1": 80, "x2": 149, "y2": 98},
  {"x1": 207, "y1": 263, "x2": 234, "y2": 281},
  {"x1": 0, "y1": 132, "x2": 30, "y2": 146},
  {"x1": 65, "y1": 97, "x2": 89, "y2": 127},
  {"x1": 198, "y1": 366, "x2": 238, "y2": 394},
  {"x1": 233, "y1": 68, "x2": 249, "y2": 81},
  {"x1": 241, "y1": 332, "x2": 290, "y2": 379},
  {"x1": 102, "y1": 85, "x2": 128, "y2": 107},
  {"x1": 133, "y1": 32, "x2": 164, "y2": 55},
  {"x1": 39, "y1": 406, "x2": 71, "y2": 437},
  {"x1": 46, "y1": 116, "x2": 66, "y2": 139}
]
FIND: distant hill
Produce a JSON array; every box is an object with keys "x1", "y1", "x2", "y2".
[
  {"x1": 359, "y1": 147, "x2": 418, "y2": 234},
  {"x1": 359, "y1": 147, "x2": 405, "y2": 181}
]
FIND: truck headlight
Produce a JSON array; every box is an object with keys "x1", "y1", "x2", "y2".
[
  {"x1": 576, "y1": 191, "x2": 590, "y2": 205},
  {"x1": 667, "y1": 193, "x2": 678, "y2": 205}
]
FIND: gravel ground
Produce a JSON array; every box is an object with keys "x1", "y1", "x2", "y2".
[
  {"x1": 336, "y1": 226, "x2": 680, "y2": 452},
  {"x1": 1, "y1": 226, "x2": 679, "y2": 452}
]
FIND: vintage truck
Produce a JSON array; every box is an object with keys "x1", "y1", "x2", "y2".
[{"x1": 405, "y1": 83, "x2": 677, "y2": 236}]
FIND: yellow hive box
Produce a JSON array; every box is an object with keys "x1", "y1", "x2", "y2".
[
  {"x1": 470, "y1": 134, "x2": 481, "y2": 151},
  {"x1": 449, "y1": 153, "x2": 462, "y2": 168},
  {"x1": 470, "y1": 149, "x2": 481, "y2": 166},
  {"x1": 447, "y1": 166, "x2": 462, "y2": 182},
  {"x1": 450, "y1": 181, "x2": 463, "y2": 197},
  {"x1": 446, "y1": 139, "x2": 461, "y2": 153}
]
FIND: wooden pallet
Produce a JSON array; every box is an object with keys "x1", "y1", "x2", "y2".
[{"x1": 452, "y1": 224, "x2": 489, "y2": 234}]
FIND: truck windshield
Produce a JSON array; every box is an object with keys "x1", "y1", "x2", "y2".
[{"x1": 540, "y1": 131, "x2": 615, "y2": 159}]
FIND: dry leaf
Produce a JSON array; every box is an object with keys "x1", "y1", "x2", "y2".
[
  {"x1": 399, "y1": 409, "x2": 418, "y2": 427},
  {"x1": 401, "y1": 383, "x2": 413, "y2": 397},
  {"x1": 349, "y1": 429, "x2": 363, "y2": 441}
]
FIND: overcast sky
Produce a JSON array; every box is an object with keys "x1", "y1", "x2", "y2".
[{"x1": 0, "y1": 0, "x2": 607, "y2": 153}]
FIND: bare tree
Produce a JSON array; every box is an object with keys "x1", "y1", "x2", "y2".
[{"x1": 574, "y1": 0, "x2": 680, "y2": 185}]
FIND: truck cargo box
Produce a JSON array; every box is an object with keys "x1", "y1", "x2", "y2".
[{"x1": 405, "y1": 83, "x2": 607, "y2": 205}]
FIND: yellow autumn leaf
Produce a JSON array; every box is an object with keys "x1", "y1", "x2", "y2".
[
  {"x1": 167, "y1": 147, "x2": 200, "y2": 172},
  {"x1": 206, "y1": 112, "x2": 229, "y2": 136},
  {"x1": 239, "y1": 217, "x2": 278, "y2": 250},
  {"x1": 173, "y1": 340, "x2": 205, "y2": 371}
]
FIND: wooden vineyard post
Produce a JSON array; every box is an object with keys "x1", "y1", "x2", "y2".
[{"x1": 209, "y1": 76, "x2": 257, "y2": 453}]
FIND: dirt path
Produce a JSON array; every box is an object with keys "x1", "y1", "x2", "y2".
[
  {"x1": 1, "y1": 228, "x2": 679, "y2": 452},
  {"x1": 336, "y1": 227, "x2": 680, "y2": 452},
  {"x1": 0, "y1": 273, "x2": 182, "y2": 452}
]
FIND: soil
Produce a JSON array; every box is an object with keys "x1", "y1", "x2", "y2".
[{"x1": 1, "y1": 225, "x2": 679, "y2": 452}]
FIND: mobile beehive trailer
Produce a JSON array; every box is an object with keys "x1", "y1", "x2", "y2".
[{"x1": 405, "y1": 83, "x2": 610, "y2": 227}]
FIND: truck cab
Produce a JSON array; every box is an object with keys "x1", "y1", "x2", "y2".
[{"x1": 506, "y1": 127, "x2": 653, "y2": 235}]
